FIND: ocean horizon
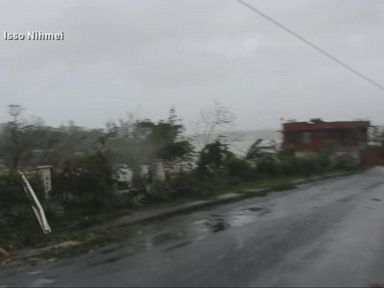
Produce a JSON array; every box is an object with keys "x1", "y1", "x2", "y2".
[{"x1": 189, "y1": 129, "x2": 282, "y2": 156}]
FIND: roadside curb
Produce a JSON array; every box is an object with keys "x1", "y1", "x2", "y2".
[
  {"x1": 0, "y1": 170, "x2": 360, "y2": 268},
  {"x1": 109, "y1": 170, "x2": 359, "y2": 228},
  {"x1": 111, "y1": 193, "x2": 248, "y2": 228},
  {"x1": 293, "y1": 171, "x2": 357, "y2": 185}
]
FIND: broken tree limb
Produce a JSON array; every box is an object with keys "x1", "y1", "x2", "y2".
[{"x1": 0, "y1": 247, "x2": 11, "y2": 264}]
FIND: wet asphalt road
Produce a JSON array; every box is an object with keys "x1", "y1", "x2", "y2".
[{"x1": 2, "y1": 168, "x2": 384, "y2": 287}]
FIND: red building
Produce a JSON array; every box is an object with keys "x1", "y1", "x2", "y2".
[{"x1": 282, "y1": 120, "x2": 370, "y2": 160}]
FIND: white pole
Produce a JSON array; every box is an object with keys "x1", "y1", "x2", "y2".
[{"x1": 19, "y1": 171, "x2": 52, "y2": 234}]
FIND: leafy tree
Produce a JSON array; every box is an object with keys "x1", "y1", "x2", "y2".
[
  {"x1": 246, "y1": 138, "x2": 278, "y2": 166},
  {"x1": 197, "y1": 139, "x2": 231, "y2": 177},
  {"x1": 53, "y1": 151, "x2": 115, "y2": 210},
  {"x1": 106, "y1": 107, "x2": 194, "y2": 177},
  {"x1": 0, "y1": 105, "x2": 36, "y2": 170}
]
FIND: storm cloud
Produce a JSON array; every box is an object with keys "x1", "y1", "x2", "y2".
[{"x1": 1, "y1": 0, "x2": 383, "y2": 131}]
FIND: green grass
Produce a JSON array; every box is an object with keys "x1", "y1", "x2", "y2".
[
  {"x1": 3, "y1": 170, "x2": 357, "y2": 258},
  {"x1": 232, "y1": 175, "x2": 299, "y2": 194},
  {"x1": 269, "y1": 179, "x2": 296, "y2": 191}
]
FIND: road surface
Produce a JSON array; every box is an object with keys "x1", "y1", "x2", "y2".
[{"x1": 1, "y1": 168, "x2": 384, "y2": 287}]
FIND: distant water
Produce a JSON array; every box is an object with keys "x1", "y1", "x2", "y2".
[{"x1": 190, "y1": 129, "x2": 281, "y2": 156}]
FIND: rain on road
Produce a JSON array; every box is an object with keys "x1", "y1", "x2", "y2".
[{"x1": 2, "y1": 168, "x2": 384, "y2": 287}]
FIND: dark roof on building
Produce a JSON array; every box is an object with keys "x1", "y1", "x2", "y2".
[{"x1": 283, "y1": 121, "x2": 370, "y2": 132}]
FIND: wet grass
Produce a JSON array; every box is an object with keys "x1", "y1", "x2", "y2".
[
  {"x1": 233, "y1": 176, "x2": 298, "y2": 194},
  {"x1": 40, "y1": 234, "x2": 116, "y2": 259},
  {"x1": 269, "y1": 179, "x2": 297, "y2": 191},
  {"x1": 2, "y1": 170, "x2": 358, "y2": 265}
]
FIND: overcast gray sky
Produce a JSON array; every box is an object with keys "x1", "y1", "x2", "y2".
[{"x1": 1, "y1": 0, "x2": 384, "y2": 131}]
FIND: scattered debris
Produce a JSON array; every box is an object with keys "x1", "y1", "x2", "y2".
[
  {"x1": 25, "y1": 240, "x2": 83, "y2": 258},
  {"x1": 0, "y1": 247, "x2": 12, "y2": 265}
]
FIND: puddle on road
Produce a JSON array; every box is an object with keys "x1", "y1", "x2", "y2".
[
  {"x1": 197, "y1": 205, "x2": 270, "y2": 233},
  {"x1": 140, "y1": 206, "x2": 268, "y2": 253},
  {"x1": 205, "y1": 217, "x2": 230, "y2": 233},
  {"x1": 92, "y1": 204, "x2": 271, "y2": 260},
  {"x1": 98, "y1": 231, "x2": 189, "y2": 258},
  {"x1": 152, "y1": 231, "x2": 186, "y2": 246},
  {"x1": 246, "y1": 206, "x2": 263, "y2": 212}
]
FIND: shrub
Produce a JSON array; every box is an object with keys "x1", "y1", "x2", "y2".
[
  {"x1": 196, "y1": 140, "x2": 230, "y2": 178},
  {"x1": 277, "y1": 155, "x2": 329, "y2": 177},
  {"x1": 146, "y1": 180, "x2": 173, "y2": 200},
  {"x1": 195, "y1": 139, "x2": 257, "y2": 192},
  {"x1": 226, "y1": 157, "x2": 254, "y2": 181},
  {"x1": 280, "y1": 159, "x2": 296, "y2": 176},
  {"x1": 0, "y1": 171, "x2": 45, "y2": 208},
  {"x1": 270, "y1": 179, "x2": 296, "y2": 191},
  {"x1": 0, "y1": 172, "x2": 27, "y2": 208},
  {"x1": 257, "y1": 160, "x2": 282, "y2": 177},
  {"x1": 168, "y1": 172, "x2": 200, "y2": 196},
  {"x1": 52, "y1": 152, "x2": 115, "y2": 211},
  {"x1": 333, "y1": 154, "x2": 360, "y2": 171},
  {"x1": 0, "y1": 172, "x2": 48, "y2": 249}
]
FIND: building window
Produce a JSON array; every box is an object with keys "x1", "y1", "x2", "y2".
[
  {"x1": 286, "y1": 132, "x2": 300, "y2": 144},
  {"x1": 303, "y1": 132, "x2": 311, "y2": 144}
]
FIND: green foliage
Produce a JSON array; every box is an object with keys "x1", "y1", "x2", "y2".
[
  {"x1": 0, "y1": 103, "x2": 366, "y2": 252},
  {"x1": 197, "y1": 139, "x2": 231, "y2": 178},
  {"x1": 281, "y1": 156, "x2": 322, "y2": 176},
  {"x1": 52, "y1": 152, "x2": 115, "y2": 211},
  {"x1": 168, "y1": 172, "x2": 199, "y2": 196},
  {"x1": 257, "y1": 160, "x2": 282, "y2": 177},
  {"x1": 270, "y1": 179, "x2": 296, "y2": 191},
  {"x1": 157, "y1": 141, "x2": 193, "y2": 162},
  {"x1": 246, "y1": 139, "x2": 277, "y2": 165},
  {"x1": 146, "y1": 180, "x2": 173, "y2": 200},
  {"x1": 333, "y1": 154, "x2": 360, "y2": 171},
  {"x1": 226, "y1": 156, "x2": 254, "y2": 182},
  {"x1": 195, "y1": 139, "x2": 255, "y2": 190},
  {"x1": 0, "y1": 172, "x2": 27, "y2": 207},
  {"x1": 0, "y1": 172, "x2": 45, "y2": 207},
  {"x1": 256, "y1": 153, "x2": 332, "y2": 178},
  {"x1": 106, "y1": 108, "x2": 193, "y2": 181},
  {"x1": 0, "y1": 172, "x2": 49, "y2": 249}
]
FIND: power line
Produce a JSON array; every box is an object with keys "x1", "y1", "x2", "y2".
[{"x1": 236, "y1": 0, "x2": 384, "y2": 91}]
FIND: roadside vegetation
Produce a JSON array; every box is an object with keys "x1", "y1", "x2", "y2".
[{"x1": 0, "y1": 103, "x2": 368, "y2": 256}]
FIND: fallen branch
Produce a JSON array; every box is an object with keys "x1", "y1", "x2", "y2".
[
  {"x1": 24, "y1": 240, "x2": 83, "y2": 258},
  {"x1": 0, "y1": 247, "x2": 12, "y2": 265}
]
